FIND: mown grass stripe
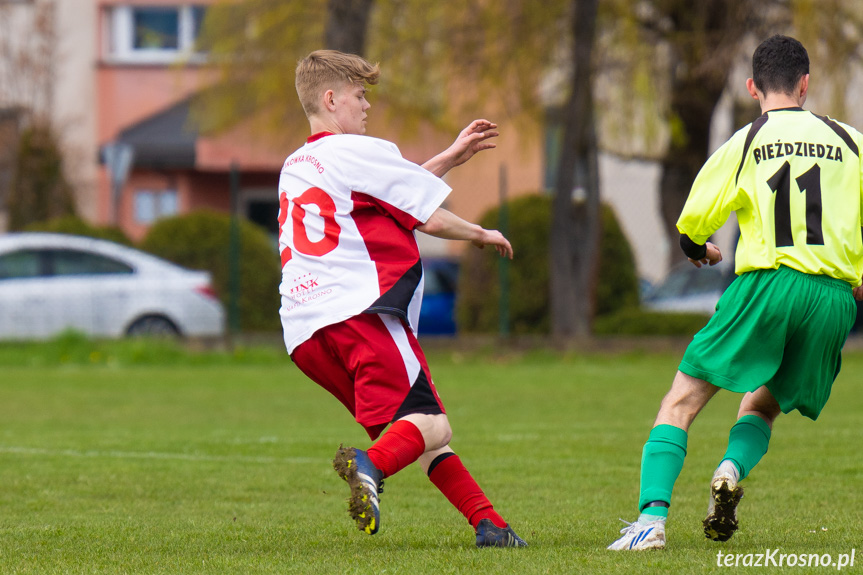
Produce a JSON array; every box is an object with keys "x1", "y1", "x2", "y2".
[{"x1": 0, "y1": 445, "x2": 319, "y2": 464}]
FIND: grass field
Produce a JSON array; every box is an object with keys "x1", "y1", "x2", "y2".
[{"x1": 0, "y1": 336, "x2": 861, "y2": 574}]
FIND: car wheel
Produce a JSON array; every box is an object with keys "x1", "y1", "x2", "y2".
[{"x1": 126, "y1": 315, "x2": 181, "y2": 338}]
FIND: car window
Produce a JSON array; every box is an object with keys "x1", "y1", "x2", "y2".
[
  {"x1": 0, "y1": 250, "x2": 45, "y2": 280},
  {"x1": 436, "y1": 264, "x2": 458, "y2": 293},
  {"x1": 687, "y1": 266, "x2": 729, "y2": 292},
  {"x1": 647, "y1": 265, "x2": 731, "y2": 300},
  {"x1": 48, "y1": 249, "x2": 134, "y2": 276},
  {"x1": 424, "y1": 268, "x2": 445, "y2": 295},
  {"x1": 647, "y1": 269, "x2": 692, "y2": 299},
  {"x1": 423, "y1": 261, "x2": 458, "y2": 295}
]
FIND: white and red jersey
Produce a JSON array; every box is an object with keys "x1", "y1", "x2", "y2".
[{"x1": 277, "y1": 132, "x2": 451, "y2": 354}]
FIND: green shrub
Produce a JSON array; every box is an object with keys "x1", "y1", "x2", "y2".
[
  {"x1": 457, "y1": 193, "x2": 639, "y2": 334},
  {"x1": 141, "y1": 210, "x2": 281, "y2": 331},
  {"x1": 8, "y1": 125, "x2": 76, "y2": 230},
  {"x1": 25, "y1": 215, "x2": 133, "y2": 246},
  {"x1": 457, "y1": 193, "x2": 551, "y2": 334},
  {"x1": 593, "y1": 308, "x2": 710, "y2": 336}
]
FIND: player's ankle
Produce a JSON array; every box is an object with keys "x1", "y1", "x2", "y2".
[{"x1": 716, "y1": 459, "x2": 740, "y2": 483}]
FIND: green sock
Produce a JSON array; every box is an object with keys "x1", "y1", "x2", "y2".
[
  {"x1": 721, "y1": 414, "x2": 771, "y2": 480},
  {"x1": 638, "y1": 424, "x2": 688, "y2": 513}
]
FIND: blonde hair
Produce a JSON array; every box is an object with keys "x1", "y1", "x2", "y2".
[{"x1": 295, "y1": 50, "x2": 380, "y2": 117}]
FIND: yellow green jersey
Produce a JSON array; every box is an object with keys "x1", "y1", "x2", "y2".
[{"x1": 677, "y1": 107, "x2": 863, "y2": 286}]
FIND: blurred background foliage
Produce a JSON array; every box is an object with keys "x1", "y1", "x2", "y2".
[
  {"x1": 7, "y1": 124, "x2": 76, "y2": 231},
  {"x1": 13, "y1": 0, "x2": 847, "y2": 338},
  {"x1": 141, "y1": 211, "x2": 281, "y2": 332},
  {"x1": 457, "y1": 195, "x2": 640, "y2": 335},
  {"x1": 191, "y1": 0, "x2": 863, "y2": 336},
  {"x1": 194, "y1": 0, "x2": 863, "y2": 158}
]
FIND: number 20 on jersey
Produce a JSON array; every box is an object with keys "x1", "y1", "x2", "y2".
[{"x1": 279, "y1": 187, "x2": 341, "y2": 268}]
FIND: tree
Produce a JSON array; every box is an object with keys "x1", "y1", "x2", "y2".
[
  {"x1": 196, "y1": 0, "x2": 863, "y2": 335},
  {"x1": 7, "y1": 124, "x2": 76, "y2": 230},
  {"x1": 550, "y1": 0, "x2": 601, "y2": 337},
  {"x1": 651, "y1": 1, "x2": 762, "y2": 269},
  {"x1": 197, "y1": 0, "x2": 601, "y2": 337},
  {"x1": 194, "y1": 0, "x2": 376, "y2": 143},
  {"x1": 363, "y1": 0, "x2": 598, "y2": 337},
  {"x1": 601, "y1": 0, "x2": 863, "y2": 268},
  {"x1": 325, "y1": 0, "x2": 374, "y2": 55},
  {"x1": 0, "y1": 0, "x2": 56, "y2": 117},
  {"x1": 0, "y1": 0, "x2": 75, "y2": 229}
]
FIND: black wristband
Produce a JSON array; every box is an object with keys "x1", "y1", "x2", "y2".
[{"x1": 679, "y1": 234, "x2": 707, "y2": 260}]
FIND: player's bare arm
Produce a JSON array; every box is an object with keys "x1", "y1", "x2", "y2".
[
  {"x1": 854, "y1": 280, "x2": 863, "y2": 301},
  {"x1": 416, "y1": 207, "x2": 513, "y2": 259},
  {"x1": 421, "y1": 120, "x2": 499, "y2": 177}
]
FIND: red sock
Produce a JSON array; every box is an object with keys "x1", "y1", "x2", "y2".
[
  {"x1": 427, "y1": 453, "x2": 507, "y2": 529},
  {"x1": 367, "y1": 420, "x2": 426, "y2": 478}
]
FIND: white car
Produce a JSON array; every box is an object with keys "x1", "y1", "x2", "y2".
[
  {"x1": 642, "y1": 261, "x2": 736, "y2": 315},
  {"x1": 0, "y1": 233, "x2": 225, "y2": 339}
]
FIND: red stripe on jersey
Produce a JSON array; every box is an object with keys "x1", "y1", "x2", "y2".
[
  {"x1": 307, "y1": 131, "x2": 335, "y2": 143},
  {"x1": 352, "y1": 192, "x2": 421, "y2": 230},
  {"x1": 351, "y1": 191, "x2": 421, "y2": 295}
]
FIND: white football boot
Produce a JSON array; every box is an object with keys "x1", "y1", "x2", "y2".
[{"x1": 607, "y1": 516, "x2": 667, "y2": 550}]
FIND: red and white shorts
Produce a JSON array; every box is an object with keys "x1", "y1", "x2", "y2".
[{"x1": 290, "y1": 313, "x2": 446, "y2": 440}]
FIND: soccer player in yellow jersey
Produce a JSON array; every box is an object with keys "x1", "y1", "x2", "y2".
[{"x1": 609, "y1": 35, "x2": 863, "y2": 551}]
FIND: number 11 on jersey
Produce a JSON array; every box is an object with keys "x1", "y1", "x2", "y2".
[{"x1": 768, "y1": 161, "x2": 824, "y2": 248}]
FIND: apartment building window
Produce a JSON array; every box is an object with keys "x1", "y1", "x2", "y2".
[
  {"x1": 134, "y1": 7, "x2": 179, "y2": 50},
  {"x1": 135, "y1": 189, "x2": 178, "y2": 223},
  {"x1": 105, "y1": 5, "x2": 207, "y2": 64}
]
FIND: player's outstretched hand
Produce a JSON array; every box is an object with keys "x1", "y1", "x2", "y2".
[
  {"x1": 448, "y1": 119, "x2": 499, "y2": 168},
  {"x1": 689, "y1": 241, "x2": 722, "y2": 268},
  {"x1": 471, "y1": 229, "x2": 513, "y2": 259}
]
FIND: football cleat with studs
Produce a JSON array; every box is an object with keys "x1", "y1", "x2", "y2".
[
  {"x1": 703, "y1": 469, "x2": 744, "y2": 542},
  {"x1": 475, "y1": 519, "x2": 528, "y2": 548},
  {"x1": 333, "y1": 445, "x2": 384, "y2": 535},
  {"x1": 607, "y1": 517, "x2": 666, "y2": 551}
]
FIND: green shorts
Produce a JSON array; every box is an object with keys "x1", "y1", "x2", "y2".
[{"x1": 680, "y1": 265, "x2": 856, "y2": 420}]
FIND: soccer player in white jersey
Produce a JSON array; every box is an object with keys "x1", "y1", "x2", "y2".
[
  {"x1": 279, "y1": 50, "x2": 526, "y2": 547},
  {"x1": 609, "y1": 35, "x2": 863, "y2": 551}
]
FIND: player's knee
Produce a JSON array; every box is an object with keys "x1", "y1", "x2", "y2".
[
  {"x1": 656, "y1": 394, "x2": 703, "y2": 429},
  {"x1": 738, "y1": 408, "x2": 779, "y2": 427},
  {"x1": 655, "y1": 372, "x2": 718, "y2": 428},
  {"x1": 438, "y1": 418, "x2": 452, "y2": 447},
  {"x1": 424, "y1": 415, "x2": 451, "y2": 450},
  {"x1": 400, "y1": 412, "x2": 452, "y2": 450},
  {"x1": 738, "y1": 389, "x2": 781, "y2": 425}
]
